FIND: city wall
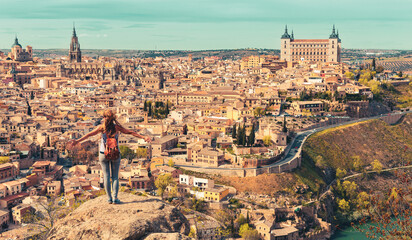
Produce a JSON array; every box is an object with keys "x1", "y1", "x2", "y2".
[{"x1": 180, "y1": 154, "x2": 301, "y2": 177}]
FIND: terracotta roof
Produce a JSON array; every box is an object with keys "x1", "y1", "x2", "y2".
[{"x1": 292, "y1": 39, "x2": 329, "y2": 43}]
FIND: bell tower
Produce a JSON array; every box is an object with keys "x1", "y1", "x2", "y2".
[{"x1": 69, "y1": 24, "x2": 81, "y2": 63}]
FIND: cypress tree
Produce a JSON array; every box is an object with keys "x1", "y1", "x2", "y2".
[
  {"x1": 26, "y1": 101, "x2": 32, "y2": 116},
  {"x1": 232, "y1": 123, "x2": 237, "y2": 139},
  {"x1": 242, "y1": 123, "x2": 246, "y2": 146},
  {"x1": 282, "y1": 116, "x2": 288, "y2": 133},
  {"x1": 144, "y1": 101, "x2": 148, "y2": 112},
  {"x1": 237, "y1": 124, "x2": 242, "y2": 145},
  {"x1": 148, "y1": 103, "x2": 152, "y2": 117},
  {"x1": 248, "y1": 123, "x2": 255, "y2": 146}
]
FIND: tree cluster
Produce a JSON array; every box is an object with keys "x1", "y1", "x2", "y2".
[
  {"x1": 144, "y1": 100, "x2": 171, "y2": 119},
  {"x1": 232, "y1": 123, "x2": 255, "y2": 147}
]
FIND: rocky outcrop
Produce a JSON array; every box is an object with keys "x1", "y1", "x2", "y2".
[{"x1": 47, "y1": 192, "x2": 190, "y2": 240}]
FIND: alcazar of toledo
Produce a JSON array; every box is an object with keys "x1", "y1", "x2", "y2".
[{"x1": 280, "y1": 25, "x2": 341, "y2": 63}]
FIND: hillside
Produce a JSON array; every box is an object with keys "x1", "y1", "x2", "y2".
[
  {"x1": 213, "y1": 114, "x2": 412, "y2": 196},
  {"x1": 303, "y1": 114, "x2": 412, "y2": 170}
]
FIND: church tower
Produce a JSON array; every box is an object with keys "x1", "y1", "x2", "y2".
[{"x1": 69, "y1": 25, "x2": 81, "y2": 63}]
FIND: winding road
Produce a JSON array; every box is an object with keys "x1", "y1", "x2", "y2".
[{"x1": 176, "y1": 110, "x2": 410, "y2": 172}]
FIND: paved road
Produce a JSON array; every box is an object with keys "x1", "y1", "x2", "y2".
[{"x1": 176, "y1": 111, "x2": 409, "y2": 171}]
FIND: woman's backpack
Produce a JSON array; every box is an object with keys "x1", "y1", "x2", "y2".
[{"x1": 104, "y1": 137, "x2": 120, "y2": 161}]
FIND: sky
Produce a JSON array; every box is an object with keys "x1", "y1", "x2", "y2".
[{"x1": 0, "y1": 0, "x2": 411, "y2": 50}]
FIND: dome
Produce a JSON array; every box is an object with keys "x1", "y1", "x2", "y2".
[{"x1": 12, "y1": 37, "x2": 22, "y2": 48}]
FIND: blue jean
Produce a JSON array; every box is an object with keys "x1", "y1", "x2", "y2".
[{"x1": 99, "y1": 153, "x2": 121, "y2": 201}]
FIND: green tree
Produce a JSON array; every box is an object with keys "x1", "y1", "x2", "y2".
[
  {"x1": 336, "y1": 168, "x2": 347, "y2": 179},
  {"x1": 232, "y1": 123, "x2": 237, "y2": 139},
  {"x1": 236, "y1": 124, "x2": 242, "y2": 145},
  {"x1": 239, "y1": 223, "x2": 260, "y2": 240},
  {"x1": 352, "y1": 155, "x2": 363, "y2": 172},
  {"x1": 371, "y1": 159, "x2": 383, "y2": 173},
  {"x1": 165, "y1": 101, "x2": 170, "y2": 115},
  {"x1": 263, "y1": 136, "x2": 271, "y2": 146},
  {"x1": 188, "y1": 227, "x2": 197, "y2": 239},
  {"x1": 214, "y1": 209, "x2": 235, "y2": 237},
  {"x1": 154, "y1": 173, "x2": 173, "y2": 199},
  {"x1": 338, "y1": 199, "x2": 350, "y2": 213},
  {"x1": 119, "y1": 145, "x2": 136, "y2": 161},
  {"x1": 356, "y1": 191, "x2": 370, "y2": 209},
  {"x1": 342, "y1": 180, "x2": 357, "y2": 198},
  {"x1": 144, "y1": 100, "x2": 148, "y2": 112},
  {"x1": 247, "y1": 123, "x2": 255, "y2": 147},
  {"x1": 168, "y1": 159, "x2": 175, "y2": 167},
  {"x1": 239, "y1": 223, "x2": 251, "y2": 237},
  {"x1": 282, "y1": 116, "x2": 288, "y2": 133},
  {"x1": 235, "y1": 214, "x2": 247, "y2": 229},
  {"x1": 148, "y1": 103, "x2": 152, "y2": 117},
  {"x1": 345, "y1": 71, "x2": 355, "y2": 80},
  {"x1": 135, "y1": 148, "x2": 147, "y2": 159},
  {"x1": 253, "y1": 107, "x2": 265, "y2": 117},
  {"x1": 242, "y1": 123, "x2": 247, "y2": 146}
]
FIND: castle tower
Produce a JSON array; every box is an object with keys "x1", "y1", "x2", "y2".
[
  {"x1": 280, "y1": 25, "x2": 291, "y2": 61},
  {"x1": 69, "y1": 25, "x2": 81, "y2": 63},
  {"x1": 328, "y1": 25, "x2": 341, "y2": 62}
]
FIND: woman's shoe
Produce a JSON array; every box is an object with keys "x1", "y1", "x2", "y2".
[
  {"x1": 113, "y1": 199, "x2": 121, "y2": 204},
  {"x1": 107, "y1": 199, "x2": 113, "y2": 204}
]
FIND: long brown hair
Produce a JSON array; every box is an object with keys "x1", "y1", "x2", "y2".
[{"x1": 102, "y1": 110, "x2": 122, "y2": 137}]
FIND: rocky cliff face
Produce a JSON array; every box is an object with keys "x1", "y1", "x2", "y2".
[{"x1": 46, "y1": 192, "x2": 190, "y2": 240}]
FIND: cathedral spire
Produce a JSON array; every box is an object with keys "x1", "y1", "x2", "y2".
[
  {"x1": 69, "y1": 25, "x2": 81, "y2": 63},
  {"x1": 73, "y1": 22, "x2": 77, "y2": 37}
]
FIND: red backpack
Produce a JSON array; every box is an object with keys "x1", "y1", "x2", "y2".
[{"x1": 104, "y1": 137, "x2": 120, "y2": 161}]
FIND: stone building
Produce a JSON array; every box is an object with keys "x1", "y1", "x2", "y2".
[
  {"x1": 280, "y1": 25, "x2": 341, "y2": 63},
  {"x1": 8, "y1": 37, "x2": 32, "y2": 62}
]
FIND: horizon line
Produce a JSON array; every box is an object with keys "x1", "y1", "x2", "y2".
[{"x1": 1, "y1": 48, "x2": 410, "y2": 52}]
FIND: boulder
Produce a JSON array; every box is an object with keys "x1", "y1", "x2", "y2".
[{"x1": 47, "y1": 192, "x2": 190, "y2": 240}]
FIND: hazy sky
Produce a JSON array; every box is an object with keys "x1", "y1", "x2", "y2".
[{"x1": 0, "y1": 0, "x2": 411, "y2": 50}]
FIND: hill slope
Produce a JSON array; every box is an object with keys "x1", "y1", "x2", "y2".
[{"x1": 303, "y1": 114, "x2": 412, "y2": 170}]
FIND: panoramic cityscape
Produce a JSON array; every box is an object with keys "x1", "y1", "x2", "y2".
[{"x1": 0, "y1": 1, "x2": 411, "y2": 240}]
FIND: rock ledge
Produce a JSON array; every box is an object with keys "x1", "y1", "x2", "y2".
[{"x1": 47, "y1": 192, "x2": 189, "y2": 240}]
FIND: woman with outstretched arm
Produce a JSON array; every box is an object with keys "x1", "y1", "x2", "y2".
[{"x1": 69, "y1": 110, "x2": 151, "y2": 204}]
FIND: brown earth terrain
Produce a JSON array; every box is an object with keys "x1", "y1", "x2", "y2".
[
  {"x1": 303, "y1": 113, "x2": 412, "y2": 170},
  {"x1": 218, "y1": 173, "x2": 297, "y2": 195}
]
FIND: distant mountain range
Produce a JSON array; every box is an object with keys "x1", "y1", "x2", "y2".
[{"x1": 1, "y1": 48, "x2": 411, "y2": 60}]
